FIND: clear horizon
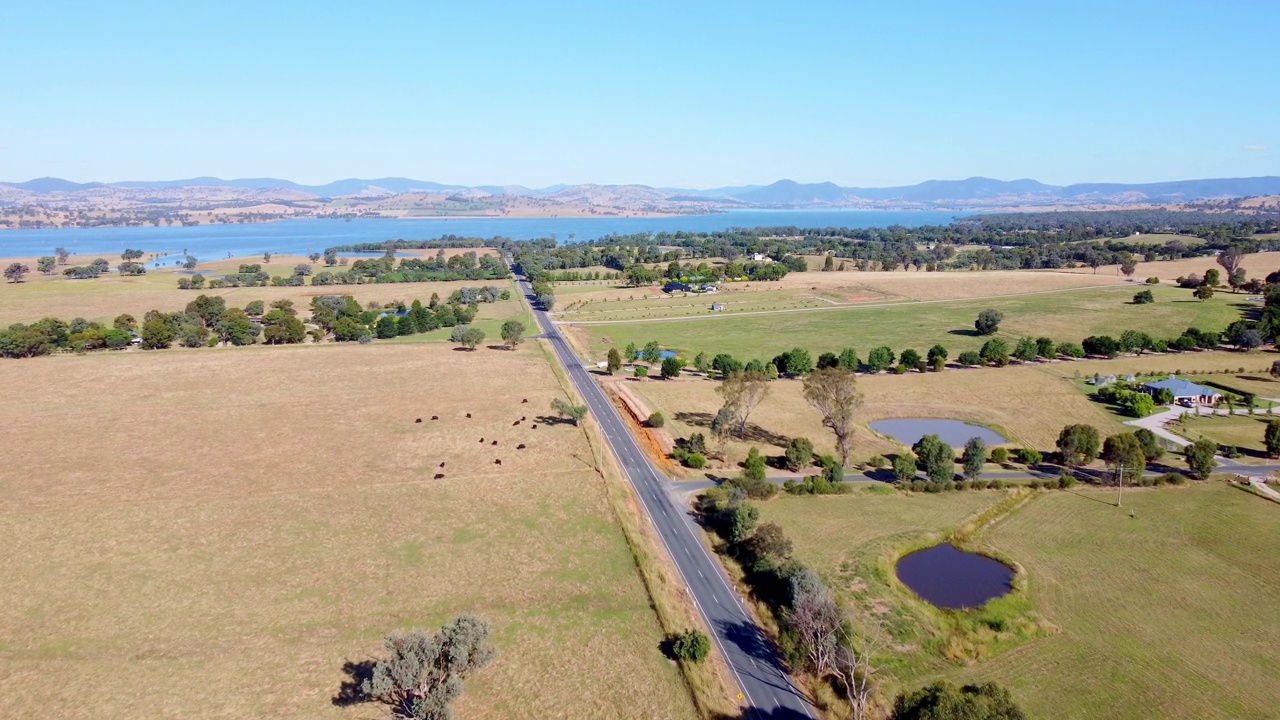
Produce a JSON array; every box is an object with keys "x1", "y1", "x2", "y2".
[{"x1": 3, "y1": 0, "x2": 1276, "y2": 187}]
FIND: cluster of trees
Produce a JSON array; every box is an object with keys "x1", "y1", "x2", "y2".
[
  {"x1": 529, "y1": 279, "x2": 556, "y2": 311},
  {"x1": 1057, "y1": 422, "x2": 1214, "y2": 480}
]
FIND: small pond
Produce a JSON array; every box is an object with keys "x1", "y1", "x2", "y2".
[
  {"x1": 869, "y1": 418, "x2": 1006, "y2": 447},
  {"x1": 895, "y1": 543, "x2": 1014, "y2": 610},
  {"x1": 658, "y1": 350, "x2": 678, "y2": 360}
]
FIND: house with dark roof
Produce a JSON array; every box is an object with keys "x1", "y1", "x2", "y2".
[
  {"x1": 663, "y1": 281, "x2": 692, "y2": 293},
  {"x1": 1141, "y1": 376, "x2": 1222, "y2": 405}
]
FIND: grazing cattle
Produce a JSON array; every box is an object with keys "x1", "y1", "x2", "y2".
[
  {"x1": 517, "y1": 444, "x2": 526, "y2": 450},
  {"x1": 531, "y1": 424, "x2": 538, "y2": 429},
  {"x1": 431, "y1": 415, "x2": 439, "y2": 421},
  {"x1": 466, "y1": 413, "x2": 472, "y2": 418},
  {"x1": 521, "y1": 416, "x2": 526, "y2": 421},
  {"x1": 494, "y1": 459, "x2": 502, "y2": 465},
  {"x1": 491, "y1": 440, "x2": 497, "y2": 445},
  {"x1": 439, "y1": 462, "x2": 445, "y2": 468},
  {"x1": 522, "y1": 399, "x2": 528, "y2": 404},
  {"x1": 512, "y1": 420, "x2": 520, "y2": 426},
  {"x1": 434, "y1": 473, "x2": 444, "y2": 479},
  {"x1": 479, "y1": 438, "x2": 485, "y2": 443},
  {"x1": 415, "y1": 418, "x2": 422, "y2": 424}
]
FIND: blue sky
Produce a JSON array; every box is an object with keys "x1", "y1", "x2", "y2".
[{"x1": 2, "y1": 0, "x2": 1275, "y2": 187}]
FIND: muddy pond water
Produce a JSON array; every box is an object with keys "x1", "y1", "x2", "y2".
[{"x1": 895, "y1": 543, "x2": 1014, "y2": 610}]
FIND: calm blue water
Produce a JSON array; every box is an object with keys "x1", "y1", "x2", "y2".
[
  {"x1": 869, "y1": 419, "x2": 1007, "y2": 447},
  {"x1": 0, "y1": 210, "x2": 964, "y2": 260},
  {"x1": 895, "y1": 544, "x2": 1014, "y2": 610}
]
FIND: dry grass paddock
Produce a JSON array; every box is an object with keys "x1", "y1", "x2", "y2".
[
  {"x1": 0, "y1": 254, "x2": 517, "y2": 326},
  {"x1": 1053, "y1": 250, "x2": 1280, "y2": 283},
  {"x1": 0, "y1": 342, "x2": 694, "y2": 720}
]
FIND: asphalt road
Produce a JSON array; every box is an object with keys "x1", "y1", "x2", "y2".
[{"x1": 518, "y1": 276, "x2": 815, "y2": 719}]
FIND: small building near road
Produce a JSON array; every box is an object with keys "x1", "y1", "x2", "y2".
[{"x1": 1141, "y1": 376, "x2": 1223, "y2": 405}]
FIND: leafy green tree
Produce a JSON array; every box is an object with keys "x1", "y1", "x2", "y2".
[
  {"x1": 957, "y1": 350, "x2": 981, "y2": 366},
  {"x1": 742, "y1": 522, "x2": 792, "y2": 568},
  {"x1": 642, "y1": 340, "x2": 663, "y2": 364},
  {"x1": 743, "y1": 446, "x2": 767, "y2": 482},
  {"x1": 1013, "y1": 337, "x2": 1038, "y2": 362},
  {"x1": 1057, "y1": 424, "x2": 1101, "y2": 467},
  {"x1": 648, "y1": 412, "x2": 665, "y2": 428},
  {"x1": 962, "y1": 437, "x2": 986, "y2": 480},
  {"x1": 189, "y1": 273, "x2": 205, "y2": 289},
  {"x1": 1033, "y1": 337, "x2": 1055, "y2": 358},
  {"x1": 1184, "y1": 438, "x2": 1218, "y2": 479},
  {"x1": 624, "y1": 341, "x2": 639, "y2": 361},
  {"x1": 710, "y1": 406, "x2": 735, "y2": 453},
  {"x1": 113, "y1": 314, "x2": 137, "y2": 333},
  {"x1": 361, "y1": 616, "x2": 496, "y2": 720},
  {"x1": 550, "y1": 397, "x2": 588, "y2": 426},
  {"x1": 822, "y1": 254, "x2": 835, "y2": 271},
  {"x1": 500, "y1": 319, "x2": 526, "y2": 349},
  {"x1": 214, "y1": 308, "x2": 258, "y2": 346},
  {"x1": 634, "y1": 365, "x2": 648, "y2": 378},
  {"x1": 726, "y1": 502, "x2": 759, "y2": 543},
  {"x1": 1194, "y1": 284, "x2": 1214, "y2": 301},
  {"x1": 606, "y1": 347, "x2": 622, "y2": 374},
  {"x1": 891, "y1": 681, "x2": 1027, "y2": 720},
  {"x1": 262, "y1": 310, "x2": 306, "y2": 344},
  {"x1": 782, "y1": 347, "x2": 813, "y2": 376},
  {"x1": 1056, "y1": 341, "x2": 1085, "y2": 358},
  {"x1": 1265, "y1": 420, "x2": 1280, "y2": 458},
  {"x1": 926, "y1": 344, "x2": 948, "y2": 371},
  {"x1": 899, "y1": 348, "x2": 922, "y2": 372},
  {"x1": 37, "y1": 256, "x2": 56, "y2": 274},
  {"x1": 5, "y1": 262, "x2": 31, "y2": 283},
  {"x1": 140, "y1": 317, "x2": 174, "y2": 350},
  {"x1": 693, "y1": 351, "x2": 709, "y2": 373},
  {"x1": 185, "y1": 294, "x2": 226, "y2": 327},
  {"x1": 1203, "y1": 268, "x2": 1220, "y2": 287},
  {"x1": 975, "y1": 309, "x2": 1003, "y2": 335},
  {"x1": 450, "y1": 325, "x2": 486, "y2": 350},
  {"x1": 331, "y1": 317, "x2": 367, "y2": 342},
  {"x1": 711, "y1": 353, "x2": 742, "y2": 376},
  {"x1": 661, "y1": 356, "x2": 685, "y2": 379},
  {"x1": 375, "y1": 315, "x2": 399, "y2": 339},
  {"x1": 1133, "y1": 289, "x2": 1154, "y2": 304},
  {"x1": 816, "y1": 352, "x2": 839, "y2": 369},
  {"x1": 865, "y1": 346, "x2": 895, "y2": 373},
  {"x1": 785, "y1": 437, "x2": 814, "y2": 471},
  {"x1": 892, "y1": 453, "x2": 917, "y2": 483},
  {"x1": 1102, "y1": 433, "x2": 1145, "y2": 482},
  {"x1": 671, "y1": 630, "x2": 711, "y2": 663},
  {"x1": 912, "y1": 435, "x2": 954, "y2": 484},
  {"x1": 980, "y1": 338, "x2": 1010, "y2": 367},
  {"x1": 1132, "y1": 428, "x2": 1165, "y2": 462},
  {"x1": 802, "y1": 367, "x2": 863, "y2": 467},
  {"x1": 837, "y1": 347, "x2": 860, "y2": 371},
  {"x1": 718, "y1": 370, "x2": 770, "y2": 437}
]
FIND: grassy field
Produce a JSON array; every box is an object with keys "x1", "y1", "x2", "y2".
[
  {"x1": 0, "y1": 343, "x2": 695, "y2": 720},
  {"x1": 568, "y1": 283, "x2": 1246, "y2": 369},
  {"x1": 1175, "y1": 414, "x2": 1274, "y2": 454},
  {"x1": 1054, "y1": 250, "x2": 1280, "y2": 282},
  {"x1": 761, "y1": 483, "x2": 1280, "y2": 719},
  {"x1": 0, "y1": 253, "x2": 518, "y2": 326}
]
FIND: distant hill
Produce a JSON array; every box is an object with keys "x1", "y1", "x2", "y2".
[{"x1": 4, "y1": 174, "x2": 1280, "y2": 208}]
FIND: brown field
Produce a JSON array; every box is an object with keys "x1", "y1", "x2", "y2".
[
  {"x1": 0, "y1": 343, "x2": 695, "y2": 720},
  {"x1": 1053, "y1": 250, "x2": 1280, "y2": 283},
  {"x1": 0, "y1": 255, "x2": 521, "y2": 327}
]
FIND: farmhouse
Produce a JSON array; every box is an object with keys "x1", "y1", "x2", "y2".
[
  {"x1": 662, "y1": 281, "x2": 691, "y2": 293},
  {"x1": 1141, "y1": 377, "x2": 1222, "y2": 405}
]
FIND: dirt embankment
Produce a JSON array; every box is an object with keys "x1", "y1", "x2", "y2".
[{"x1": 599, "y1": 375, "x2": 679, "y2": 474}]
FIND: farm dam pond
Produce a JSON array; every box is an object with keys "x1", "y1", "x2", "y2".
[
  {"x1": 869, "y1": 418, "x2": 1007, "y2": 447},
  {"x1": 895, "y1": 544, "x2": 1015, "y2": 610}
]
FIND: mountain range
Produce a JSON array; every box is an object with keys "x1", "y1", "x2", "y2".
[{"x1": 4, "y1": 175, "x2": 1280, "y2": 208}]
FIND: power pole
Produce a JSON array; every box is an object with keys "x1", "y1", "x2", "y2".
[{"x1": 1117, "y1": 462, "x2": 1124, "y2": 507}]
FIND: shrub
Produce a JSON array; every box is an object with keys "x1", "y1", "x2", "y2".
[
  {"x1": 1162, "y1": 472, "x2": 1187, "y2": 485},
  {"x1": 1058, "y1": 472, "x2": 1077, "y2": 489},
  {"x1": 957, "y1": 350, "x2": 981, "y2": 367},
  {"x1": 1028, "y1": 480, "x2": 1042, "y2": 490},
  {"x1": 867, "y1": 455, "x2": 888, "y2": 468},
  {"x1": 684, "y1": 452, "x2": 706, "y2": 469},
  {"x1": 670, "y1": 630, "x2": 710, "y2": 663},
  {"x1": 1017, "y1": 447, "x2": 1042, "y2": 465},
  {"x1": 784, "y1": 437, "x2": 814, "y2": 472},
  {"x1": 647, "y1": 412, "x2": 665, "y2": 428},
  {"x1": 634, "y1": 365, "x2": 648, "y2": 378},
  {"x1": 989, "y1": 447, "x2": 1009, "y2": 463},
  {"x1": 1133, "y1": 289, "x2": 1154, "y2": 304},
  {"x1": 1146, "y1": 277, "x2": 1159, "y2": 284}
]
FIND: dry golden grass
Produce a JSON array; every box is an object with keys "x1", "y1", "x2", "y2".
[
  {"x1": 1053, "y1": 250, "x2": 1280, "y2": 282},
  {"x1": 0, "y1": 343, "x2": 694, "y2": 719},
  {"x1": 0, "y1": 256, "x2": 521, "y2": 327},
  {"x1": 628, "y1": 363, "x2": 1123, "y2": 468}
]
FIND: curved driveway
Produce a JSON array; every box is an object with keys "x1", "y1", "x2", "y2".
[{"x1": 519, "y1": 274, "x2": 814, "y2": 719}]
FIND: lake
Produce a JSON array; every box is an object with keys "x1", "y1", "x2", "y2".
[
  {"x1": 895, "y1": 543, "x2": 1014, "y2": 610},
  {"x1": 0, "y1": 209, "x2": 965, "y2": 260},
  {"x1": 869, "y1": 418, "x2": 1007, "y2": 448}
]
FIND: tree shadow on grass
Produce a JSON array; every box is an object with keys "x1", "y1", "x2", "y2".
[
  {"x1": 948, "y1": 328, "x2": 981, "y2": 337},
  {"x1": 331, "y1": 659, "x2": 375, "y2": 707},
  {"x1": 534, "y1": 414, "x2": 575, "y2": 427},
  {"x1": 673, "y1": 411, "x2": 791, "y2": 448}
]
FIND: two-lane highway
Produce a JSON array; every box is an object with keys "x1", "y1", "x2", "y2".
[{"x1": 518, "y1": 275, "x2": 814, "y2": 719}]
